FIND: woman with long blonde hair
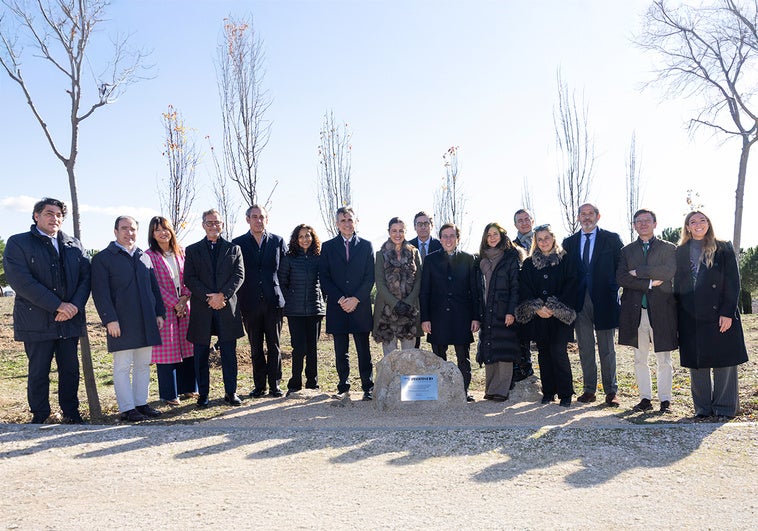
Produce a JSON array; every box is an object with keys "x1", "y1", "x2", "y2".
[{"x1": 674, "y1": 211, "x2": 748, "y2": 418}]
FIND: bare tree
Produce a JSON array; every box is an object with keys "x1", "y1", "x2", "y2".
[
  {"x1": 638, "y1": 0, "x2": 758, "y2": 254},
  {"x1": 159, "y1": 105, "x2": 198, "y2": 239},
  {"x1": 0, "y1": 0, "x2": 150, "y2": 418},
  {"x1": 520, "y1": 176, "x2": 536, "y2": 222},
  {"x1": 553, "y1": 70, "x2": 595, "y2": 235},
  {"x1": 316, "y1": 110, "x2": 352, "y2": 238},
  {"x1": 207, "y1": 135, "x2": 240, "y2": 241},
  {"x1": 434, "y1": 146, "x2": 469, "y2": 244},
  {"x1": 625, "y1": 131, "x2": 643, "y2": 242},
  {"x1": 216, "y1": 15, "x2": 272, "y2": 208}
]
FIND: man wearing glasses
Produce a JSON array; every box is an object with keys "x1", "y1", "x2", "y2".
[
  {"x1": 184, "y1": 209, "x2": 245, "y2": 408},
  {"x1": 409, "y1": 211, "x2": 442, "y2": 262},
  {"x1": 616, "y1": 209, "x2": 677, "y2": 413}
]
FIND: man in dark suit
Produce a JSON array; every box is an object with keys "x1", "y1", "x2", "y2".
[
  {"x1": 233, "y1": 204, "x2": 287, "y2": 398},
  {"x1": 512, "y1": 208, "x2": 535, "y2": 381},
  {"x1": 4, "y1": 197, "x2": 90, "y2": 424},
  {"x1": 562, "y1": 203, "x2": 624, "y2": 406},
  {"x1": 184, "y1": 209, "x2": 245, "y2": 408},
  {"x1": 408, "y1": 211, "x2": 442, "y2": 261},
  {"x1": 319, "y1": 206, "x2": 375, "y2": 400},
  {"x1": 408, "y1": 211, "x2": 442, "y2": 348}
]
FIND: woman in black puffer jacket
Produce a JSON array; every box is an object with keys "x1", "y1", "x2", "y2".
[
  {"x1": 278, "y1": 224, "x2": 325, "y2": 395},
  {"x1": 475, "y1": 222, "x2": 524, "y2": 402}
]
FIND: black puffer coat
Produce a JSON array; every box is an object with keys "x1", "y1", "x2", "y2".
[
  {"x1": 278, "y1": 249, "x2": 325, "y2": 317},
  {"x1": 476, "y1": 248, "x2": 521, "y2": 365}
]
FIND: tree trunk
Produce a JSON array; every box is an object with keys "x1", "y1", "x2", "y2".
[
  {"x1": 66, "y1": 161, "x2": 102, "y2": 418},
  {"x1": 733, "y1": 136, "x2": 751, "y2": 255}
]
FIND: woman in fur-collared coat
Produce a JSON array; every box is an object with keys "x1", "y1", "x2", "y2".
[
  {"x1": 516, "y1": 224, "x2": 578, "y2": 407},
  {"x1": 373, "y1": 217, "x2": 423, "y2": 356}
]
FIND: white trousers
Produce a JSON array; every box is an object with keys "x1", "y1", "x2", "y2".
[
  {"x1": 634, "y1": 309, "x2": 673, "y2": 401},
  {"x1": 113, "y1": 346, "x2": 152, "y2": 412},
  {"x1": 382, "y1": 338, "x2": 417, "y2": 356}
]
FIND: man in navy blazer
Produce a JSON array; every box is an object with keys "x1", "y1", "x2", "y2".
[
  {"x1": 408, "y1": 211, "x2": 442, "y2": 261},
  {"x1": 562, "y1": 203, "x2": 623, "y2": 406},
  {"x1": 233, "y1": 204, "x2": 287, "y2": 398},
  {"x1": 319, "y1": 206, "x2": 375, "y2": 400}
]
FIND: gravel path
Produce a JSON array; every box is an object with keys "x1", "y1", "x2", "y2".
[{"x1": 1, "y1": 385, "x2": 757, "y2": 530}]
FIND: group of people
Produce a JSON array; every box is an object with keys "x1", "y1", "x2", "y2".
[{"x1": 3, "y1": 197, "x2": 749, "y2": 423}]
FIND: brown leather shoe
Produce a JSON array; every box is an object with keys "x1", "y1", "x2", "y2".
[
  {"x1": 576, "y1": 392, "x2": 596, "y2": 403},
  {"x1": 605, "y1": 393, "x2": 620, "y2": 407}
]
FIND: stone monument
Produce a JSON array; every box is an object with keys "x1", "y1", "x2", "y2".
[{"x1": 373, "y1": 348, "x2": 466, "y2": 411}]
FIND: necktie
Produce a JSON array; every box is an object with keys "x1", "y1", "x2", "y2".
[
  {"x1": 420, "y1": 241, "x2": 426, "y2": 258},
  {"x1": 641, "y1": 241, "x2": 649, "y2": 309},
  {"x1": 582, "y1": 233, "x2": 591, "y2": 268},
  {"x1": 345, "y1": 239, "x2": 350, "y2": 261}
]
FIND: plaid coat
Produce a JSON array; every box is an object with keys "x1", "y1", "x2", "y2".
[{"x1": 145, "y1": 249, "x2": 193, "y2": 364}]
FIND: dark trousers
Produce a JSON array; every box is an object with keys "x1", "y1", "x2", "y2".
[
  {"x1": 431, "y1": 343, "x2": 472, "y2": 391},
  {"x1": 193, "y1": 339, "x2": 238, "y2": 397},
  {"x1": 536, "y1": 339, "x2": 574, "y2": 400},
  {"x1": 518, "y1": 339, "x2": 533, "y2": 366},
  {"x1": 243, "y1": 302, "x2": 283, "y2": 391},
  {"x1": 24, "y1": 338, "x2": 80, "y2": 419},
  {"x1": 156, "y1": 357, "x2": 197, "y2": 400},
  {"x1": 287, "y1": 315, "x2": 322, "y2": 391},
  {"x1": 333, "y1": 332, "x2": 373, "y2": 393}
]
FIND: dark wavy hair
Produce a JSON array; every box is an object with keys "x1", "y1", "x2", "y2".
[
  {"x1": 287, "y1": 224, "x2": 321, "y2": 256},
  {"x1": 478, "y1": 222, "x2": 515, "y2": 255},
  {"x1": 147, "y1": 216, "x2": 182, "y2": 257}
]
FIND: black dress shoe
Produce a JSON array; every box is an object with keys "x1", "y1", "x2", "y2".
[
  {"x1": 30, "y1": 414, "x2": 48, "y2": 424},
  {"x1": 659, "y1": 400, "x2": 671, "y2": 413},
  {"x1": 541, "y1": 395, "x2": 555, "y2": 404},
  {"x1": 196, "y1": 395, "x2": 210, "y2": 408},
  {"x1": 120, "y1": 409, "x2": 146, "y2": 422},
  {"x1": 577, "y1": 392, "x2": 596, "y2": 403},
  {"x1": 224, "y1": 393, "x2": 242, "y2": 406},
  {"x1": 559, "y1": 397, "x2": 571, "y2": 407},
  {"x1": 633, "y1": 398, "x2": 653, "y2": 412},
  {"x1": 62, "y1": 413, "x2": 87, "y2": 424},
  {"x1": 269, "y1": 388, "x2": 284, "y2": 398},
  {"x1": 136, "y1": 404, "x2": 162, "y2": 418},
  {"x1": 249, "y1": 388, "x2": 265, "y2": 398},
  {"x1": 305, "y1": 382, "x2": 320, "y2": 390}
]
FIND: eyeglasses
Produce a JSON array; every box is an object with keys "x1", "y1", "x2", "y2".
[
  {"x1": 534, "y1": 224, "x2": 551, "y2": 232},
  {"x1": 203, "y1": 221, "x2": 223, "y2": 227},
  {"x1": 415, "y1": 221, "x2": 431, "y2": 227}
]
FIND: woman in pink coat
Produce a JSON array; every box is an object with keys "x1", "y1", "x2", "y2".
[{"x1": 145, "y1": 216, "x2": 197, "y2": 405}]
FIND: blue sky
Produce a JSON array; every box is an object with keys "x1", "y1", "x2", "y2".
[{"x1": 1, "y1": 0, "x2": 755, "y2": 251}]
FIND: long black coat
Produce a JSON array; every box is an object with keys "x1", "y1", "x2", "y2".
[
  {"x1": 232, "y1": 231, "x2": 287, "y2": 312},
  {"x1": 476, "y1": 249, "x2": 521, "y2": 364},
  {"x1": 4, "y1": 226, "x2": 91, "y2": 342},
  {"x1": 516, "y1": 249, "x2": 578, "y2": 345},
  {"x1": 616, "y1": 237, "x2": 678, "y2": 352},
  {"x1": 420, "y1": 250, "x2": 481, "y2": 345},
  {"x1": 278, "y1": 249, "x2": 325, "y2": 317},
  {"x1": 562, "y1": 228, "x2": 623, "y2": 330},
  {"x1": 319, "y1": 234, "x2": 375, "y2": 334},
  {"x1": 674, "y1": 240, "x2": 748, "y2": 369},
  {"x1": 91, "y1": 242, "x2": 165, "y2": 352},
  {"x1": 183, "y1": 237, "x2": 245, "y2": 344}
]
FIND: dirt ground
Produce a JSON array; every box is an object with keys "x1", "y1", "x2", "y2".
[{"x1": 1, "y1": 385, "x2": 756, "y2": 530}]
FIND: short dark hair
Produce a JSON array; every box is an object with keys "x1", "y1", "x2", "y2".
[
  {"x1": 32, "y1": 197, "x2": 67, "y2": 221},
  {"x1": 633, "y1": 209, "x2": 657, "y2": 223},
  {"x1": 336, "y1": 206, "x2": 356, "y2": 221},
  {"x1": 513, "y1": 208, "x2": 533, "y2": 225},
  {"x1": 114, "y1": 215, "x2": 138, "y2": 230},
  {"x1": 202, "y1": 209, "x2": 221, "y2": 222},
  {"x1": 413, "y1": 211, "x2": 433, "y2": 225},
  {"x1": 246, "y1": 204, "x2": 268, "y2": 218},
  {"x1": 439, "y1": 222, "x2": 460, "y2": 239},
  {"x1": 387, "y1": 216, "x2": 405, "y2": 230}
]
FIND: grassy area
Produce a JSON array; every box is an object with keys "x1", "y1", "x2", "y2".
[{"x1": 0, "y1": 297, "x2": 755, "y2": 424}]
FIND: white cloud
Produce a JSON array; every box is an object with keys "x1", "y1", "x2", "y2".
[{"x1": 0, "y1": 195, "x2": 38, "y2": 211}]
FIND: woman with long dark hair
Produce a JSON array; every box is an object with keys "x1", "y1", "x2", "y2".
[
  {"x1": 373, "y1": 217, "x2": 422, "y2": 355},
  {"x1": 475, "y1": 222, "x2": 523, "y2": 402},
  {"x1": 516, "y1": 224, "x2": 578, "y2": 407},
  {"x1": 674, "y1": 211, "x2": 748, "y2": 418},
  {"x1": 145, "y1": 216, "x2": 196, "y2": 405},
  {"x1": 278, "y1": 224, "x2": 326, "y2": 395}
]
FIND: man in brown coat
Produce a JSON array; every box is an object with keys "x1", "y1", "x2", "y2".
[{"x1": 616, "y1": 209, "x2": 678, "y2": 413}]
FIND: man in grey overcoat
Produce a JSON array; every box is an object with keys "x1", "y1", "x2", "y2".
[{"x1": 617, "y1": 209, "x2": 678, "y2": 413}]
